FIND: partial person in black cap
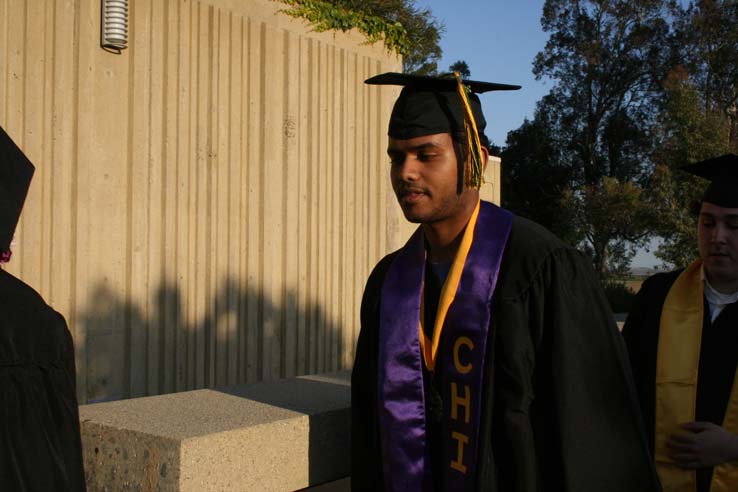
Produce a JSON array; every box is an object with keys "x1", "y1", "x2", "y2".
[
  {"x1": 351, "y1": 72, "x2": 659, "y2": 492},
  {"x1": 623, "y1": 154, "x2": 738, "y2": 492},
  {"x1": 0, "y1": 126, "x2": 86, "y2": 491}
]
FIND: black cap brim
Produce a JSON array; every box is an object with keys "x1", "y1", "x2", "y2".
[
  {"x1": 365, "y1": 71, "x2": 521, "y2": 140},
  {"x1": 365, "y1": 72, "x2": 521, "y2": 93}
]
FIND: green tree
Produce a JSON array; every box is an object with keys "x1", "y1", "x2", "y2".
[
  {"x1": 674, "y1": 0, "x2": 738, "y2": 145},
  {"x1": 337, "y1": 0, "x2": 444, "y2": 74},
  {"x1": 534, "y1": 0, "x2": 670, "y2": 184},
  {"x1": 561, "y1": 177, "x2": 654, "y2": 275},
  {"x1": 523, "y1": 0, "x2": 671, "y2": 276},
  {"x1": 650, "y1": 72, "x2": 732, "y2": 267},
  {"x1": 279, "y1": 0, "x2": 444, "y2": 74},
  {"x1": 649, "y1": 1, "x2": 738, "y2": 267},
  {"x1": 501, "y1": 102, "x2": 577, "y2": 242},
  {"x1": 447, "y1": 60, "x2": 471, "y2": 79}
]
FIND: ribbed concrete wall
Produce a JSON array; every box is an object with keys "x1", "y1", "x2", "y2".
[{"x1": 0, "y1": 0, "x2": 401, "y2": 403}]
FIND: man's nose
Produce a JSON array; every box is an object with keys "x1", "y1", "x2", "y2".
[
  {"x1": 397, "y1": 156, "x2": 420, "y2": 181},
  {"x1": 713, "y1": 223, "x2": 729, "y2": 243}
]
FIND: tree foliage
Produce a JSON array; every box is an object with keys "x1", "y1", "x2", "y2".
[
  {"x1": 501, "y1": 104, "x2": 576, "y2": 241},
  {"x1": 533, "y1": 0, "x2": 670, "y2": 180},
  {"x1": 503, "y1": 0, "x2": 671, "y2": 277},
  {"x1": 447, "y1": 60, "x2": 471, "y2": 79},
  {"x1": 561, "y1": 177, "x2": 654, "y2": 275},
  {"x1": 673, "y1": 0, "x2": 738, "y2": 142},
  {"x1": 278, "y1": 0, "x2": 444, "y2": 74},
  {"x1": 503, "y1": 0, "x2": 738, "y2": 274},
  {"x1": 648, "y1": 0, "x2": 738, "y2": 267}
]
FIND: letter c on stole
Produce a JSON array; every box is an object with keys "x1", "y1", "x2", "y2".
[{"x1": 453, "y1": 336, "x2": 474, "y2": 374}]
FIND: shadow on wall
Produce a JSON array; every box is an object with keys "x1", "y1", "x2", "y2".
[{"x1": 81, "y1": 277, "x2": 348, "y2": 404}]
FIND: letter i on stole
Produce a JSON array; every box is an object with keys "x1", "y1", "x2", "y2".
[{"x1": 449, "y1": 336, "x2": 474, "y2": 474}]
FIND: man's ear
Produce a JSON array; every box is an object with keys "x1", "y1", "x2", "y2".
[{"x1": 480, "y1": 145, "x2": 489, "y2": 173}]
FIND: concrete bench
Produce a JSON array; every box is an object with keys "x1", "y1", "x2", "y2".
[{"x1": 80, "y1": 372, "x2": 351, "y2": 492}]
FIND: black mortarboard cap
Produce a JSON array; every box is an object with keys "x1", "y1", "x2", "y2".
[
  {"x1": 364, "y1": 72, "x2": 521, "y2": 140},
  {"x1": 366, "y1": 72, "x2": 521, "y2": 188},
  {"x1": 0, "y1": 126, "x2": 35, "y2": 253},
  {"x1": 680, "y1": 153, "x2": 738, "y2": 208}
]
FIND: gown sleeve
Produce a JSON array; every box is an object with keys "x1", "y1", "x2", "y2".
[
  {"x1": 621, "y1": 274, "x2": 660, "y2": 453},
  {"x1": 0, "y1": 273, "x2": 86, "y2": 492},
  {"x1": 490, "y1": 244, "x2": 660, "y2": 491},
  {"x1": 351, "y1": 254, "x2": 395, "y2": 492}
]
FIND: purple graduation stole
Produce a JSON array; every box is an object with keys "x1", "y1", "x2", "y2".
[{"x1": 377, "y1": 201, "x2": 513, "y2": 491}]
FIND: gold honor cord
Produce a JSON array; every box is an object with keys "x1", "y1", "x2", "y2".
[
  {"x1": 419, "y1": 199, "x2": 481, "y2": 373},
  {"x1": 655, "y1": 259, "x2": 738, "y2": 491},
  {"x1": 453, "y1": 71, "x2": 484, "y2": 189}
]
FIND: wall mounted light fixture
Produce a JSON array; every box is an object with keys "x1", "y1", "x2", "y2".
[{"x1": 100, "y1": 0, "x2": 129, "y2": 53}]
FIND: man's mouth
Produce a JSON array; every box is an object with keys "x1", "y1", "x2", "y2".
[
  {"x1": 398, "y1": 187, "x2": 428, "y2": 203},
  {"x1": 708, "y1": 252, "x2": 730, "y2": 258}
]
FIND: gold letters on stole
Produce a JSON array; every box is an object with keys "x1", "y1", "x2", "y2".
[{"x1": 418, "y1": 201, "x2": 480, "y2": 475}]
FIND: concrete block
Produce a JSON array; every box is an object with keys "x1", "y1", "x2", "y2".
[{"x1": 80, "y1": 372, "x2": 350, "y2": 492}]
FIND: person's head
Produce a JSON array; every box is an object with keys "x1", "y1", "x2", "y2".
[
  {"x1": 682, "y1": 153, "x2": 738, "y2": 291},
  {"x1": 387, "y1": 131, "x2": 486, "y2": 225},
  {"x1": 366, "y1": 72, "x2": 519, "y2": 226},
  {"x1": 697, "y1": 201, "x2": 738, "y2": 291},
  {"x1": 0, "y1": 126, "x2": 35, "y2": 268}
]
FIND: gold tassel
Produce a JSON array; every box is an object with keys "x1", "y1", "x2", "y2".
[{"x1": 454, "y1": 71, "x2": 484, "y2": 188}]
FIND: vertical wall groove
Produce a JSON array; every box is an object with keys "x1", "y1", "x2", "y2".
[
  {"x1": 159, "y1": 0, "x2": 171, "y2": 394},
  {"x1": 69, "y1": 0, "x2": 82, "y2": 400},
  {"x1": 124, "y1": 0, "x2": 137, "y2": 399},
  {"x1": 256, "y1": 19, "x2": 266, "y2": 381},
  {"x1": 43, "y1": 1, "x2": 55, "y2": 307}
]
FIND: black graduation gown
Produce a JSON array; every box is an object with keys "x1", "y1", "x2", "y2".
[
  {"x1": 352, "y1": 215, "x2": 660, "y2": 492},
  {"x1": 622, "y1": 270, "x2": 738, "y2": 492},
  {"x1": 0, "y1": 269, "x2": 86, "y2": 492}
]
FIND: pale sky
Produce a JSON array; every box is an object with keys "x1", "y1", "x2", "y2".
[{"x1": 420, "y1": 0, "x2": 551, "y2": 147}]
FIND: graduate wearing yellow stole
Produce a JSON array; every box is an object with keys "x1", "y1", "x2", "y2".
[{"x1": 623, "y1": 154, "x2": 738, "y2": 492}]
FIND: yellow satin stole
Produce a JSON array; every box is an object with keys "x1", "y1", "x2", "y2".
[
  {"x1": 419, "y1": 200, "x2": 480, "y2": 372},
  {"x1": 656, "y1": 259, "x2": 738, "y2": 491}
]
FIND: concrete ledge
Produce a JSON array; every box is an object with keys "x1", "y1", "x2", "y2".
[{"x1": 80, "y1": 372, "x2": 350, "y2": 492}]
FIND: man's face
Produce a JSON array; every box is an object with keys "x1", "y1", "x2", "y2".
[
  {"x1": 698, "y1": 201, "x2": 738, "y2": 289},
  {"x1": 388, "y1": 132, "x2": 477, "y2": 225}
]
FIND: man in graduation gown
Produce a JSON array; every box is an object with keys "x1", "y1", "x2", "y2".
[
  {"x1": 0, "y1": 126, "x2": 86, "y2": 491},
  {"x1": 351, "y1": 72, "x2": 659, "y2": 492},
  {"x1": 622, "y1": 154, "x2": 738, "y2": 492}
]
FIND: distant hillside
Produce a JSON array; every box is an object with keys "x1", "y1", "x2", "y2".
[{"x1": 629, "y1": 266, "x2": 665, "y2": 278}]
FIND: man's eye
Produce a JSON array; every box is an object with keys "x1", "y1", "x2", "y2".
[{"x1": 418, "y1": 154, "x2": 435, "y2": 162}]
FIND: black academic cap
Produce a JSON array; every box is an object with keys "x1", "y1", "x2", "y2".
[
  {"x1": 680, "y1": 153, "x2": 738, "y2": 208},
  {"x1": 0, "y1": 126, "x2": 35, "y2": 253},
  {"x1": 365, "y1": 72, "x2": 521, "y2": 140}
]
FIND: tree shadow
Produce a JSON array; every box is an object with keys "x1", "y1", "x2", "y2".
[
  {"x1": 82, "y1": 277, "x2": 353, "y2": 486},
  {"x1": 81, "y1": 276, "x2": 349, "y2": 403}
]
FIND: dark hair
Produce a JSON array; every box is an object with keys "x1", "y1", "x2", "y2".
[
  {"x1": 450, "y1": 131, "x2": 489, "y2": 192},
  {"x1": 451, "y1": 131, "x2": 490, "y2": 165},
  {"x1": 689, "y1": 200, "x2": 702, "y2": 217}
]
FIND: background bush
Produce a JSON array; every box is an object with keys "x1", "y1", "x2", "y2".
[{"x1": 603, "y1": 280, "x2": 637, "y2": 314}]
